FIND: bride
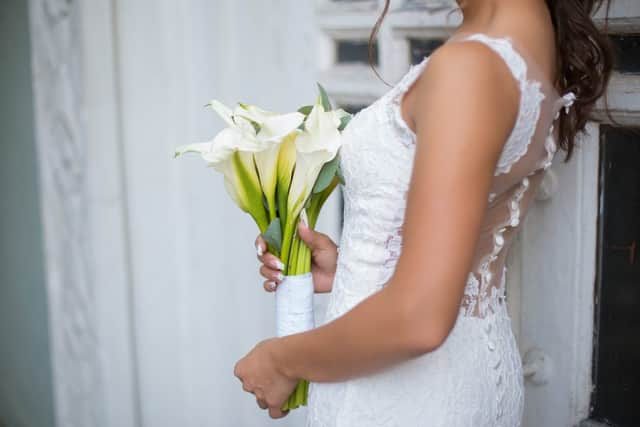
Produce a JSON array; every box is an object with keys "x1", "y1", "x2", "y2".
[{"x1": 234, "y1": 0, "x2": 613, "y2": 425}]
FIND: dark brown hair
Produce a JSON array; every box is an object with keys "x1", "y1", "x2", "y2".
[{"x1": 369, "y1": 0, "x2": 615, "y2": 162}]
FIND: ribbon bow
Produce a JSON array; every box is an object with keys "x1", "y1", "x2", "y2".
[{"x1": 561, "y1": 92, "x2": 577, "y2": 114}]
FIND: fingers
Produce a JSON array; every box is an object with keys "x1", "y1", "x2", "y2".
[
  {"x1": 256, "y1": 396, "x2": 268, "y2": 410},
  {"x1": 297, "y1": 219, "x2": 315, "y2": 248},
  {"x1": 263, "y1": 280, "x2": 277, "y2": 292},
  {"x1": 253, "y1": 390, "x2": 287, "y2": 418},
  {"x1": 256, "y1": 234, "x2": 285, "y2": 294},
  {"x1": 256, "y1": 396, "x2": 289, "y2": 419},
  {"x1": 268, "y1": 406, "x2": 289, "y2": 419},
  {"x1": 255, "y1": 235, "x2": 266, "y2": 257},
  {"x1": 259, "y1": 253, "x2": 285, "y2": 271},
  {"x1": 255, "y1": 235, "x2": 285, "y2": 268},
  {"x1": 259, "y1": 265, "x2": 284, "y2": 290}
]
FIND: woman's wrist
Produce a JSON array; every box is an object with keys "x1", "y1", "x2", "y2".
[{"x1": 269, "y1": 336, "x2": 298, "y2": 381}]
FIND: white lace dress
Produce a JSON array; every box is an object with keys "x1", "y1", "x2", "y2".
[{"x1": 305, "y1": 33, "x2": 577, "y2": 427}]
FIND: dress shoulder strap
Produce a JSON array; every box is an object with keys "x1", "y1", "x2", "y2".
[
  {"x1": 446, "y1": 32, "x2": 547, "y2": 176},
  {"x1": 447, "y1": 32, "x2": 529, "y2": 87}
]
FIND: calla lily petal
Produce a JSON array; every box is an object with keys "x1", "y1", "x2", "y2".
[
  {"x1": 231, "y1": 104, "x2": 305, "y2": 220},
  {"x1": 259, "y1": 112, "x2": 305, "y2": 142},
  {"x1": 287, "y1": 103, "x2": 342, "y2": 220},
  {"x1": 174, "y1": 142, "x2": 213, "y2": 159},
  {"x1": 202, "y1": 127, "x2": 263, "y2": 168},
  {"x1": 208, "y1": 100, "x2": 235, "y2": 127}
]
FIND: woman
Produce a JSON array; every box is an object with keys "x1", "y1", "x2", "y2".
[{"x1": 234, "y1": 0, "x2": 613, "y2": 425}]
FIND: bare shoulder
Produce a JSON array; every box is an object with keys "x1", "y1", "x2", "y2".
[
  {"x1": 427, "y1": 40, "x2": 513, "y2": 77},
  {"x1": 407, "y1": 40, "x2": 521, "y2": 147},
  {"x1": 418, "y1": 40, "x2": 519, "y2": 107}
]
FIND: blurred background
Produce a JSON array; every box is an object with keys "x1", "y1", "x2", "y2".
[{"x1": 1, "y1": 1, "x2": 638, "y2": 426}]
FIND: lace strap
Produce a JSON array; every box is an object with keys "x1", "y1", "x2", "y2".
[
  {"x1": 387, "y1": 57, "x2": 431, "y2": 142},
  {"x1": 395, "y1": 56, "x2": 430, "y2": 95},
  {"x1": 450, "y1": 33, "x2": 529, "y2": 88},
  {"x1": 448, "y1": 33, "x2": 545, "y2": 176}
]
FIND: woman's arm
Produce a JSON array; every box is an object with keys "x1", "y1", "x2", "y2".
[{"x1": 271, "y1": 41, "x2": 520, "y2": 383}]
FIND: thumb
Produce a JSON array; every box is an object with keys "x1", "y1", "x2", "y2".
[{"x1": 297, "y1": 209, "x2": 318, "y2": 249}]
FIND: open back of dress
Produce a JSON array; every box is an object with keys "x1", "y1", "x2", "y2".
[{"x1": 445, "y1": 33, "x2": 577, "y2": 319}]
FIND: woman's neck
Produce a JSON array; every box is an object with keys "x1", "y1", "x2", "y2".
[{"x1": 455, "y1": 0, "x2": 543, "y2": 35}]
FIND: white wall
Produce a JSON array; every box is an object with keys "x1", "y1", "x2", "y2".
[{"x1": 112, "y1": 1, "x2": 335, "y2": 426}]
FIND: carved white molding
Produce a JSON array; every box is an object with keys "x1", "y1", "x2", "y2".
[{"x1": 28, "y1": 1, "x2": 101, "y2": 426}]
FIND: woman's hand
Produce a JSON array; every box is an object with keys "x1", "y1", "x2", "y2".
[
  {"x1": 234, "y1": 337, "x2": 298, "y2": 419},
  {"x1": 255, "y1": 216, "x2": 338, "y2": 293}
]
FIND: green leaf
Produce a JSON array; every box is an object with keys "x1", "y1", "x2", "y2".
[
  {"x1": 317, "y1": 83, "x2": 332, "y2": 111},
  {"x1": 261, "y1": 218, "x2": 282, "y2": 253},
  {"x1": 338, "y1": 114, "x2": 352, "y2": 131},
  {"x1": 312, "y1": 155, "x2": 340, "y2": 194},
  {"x1": 297, "y1": 105, "x2": 313, "y2": 116}
]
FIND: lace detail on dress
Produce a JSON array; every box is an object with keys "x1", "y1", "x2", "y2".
[
  {"x1": 382, "y1": 190, "x2": 408, "y2": 270},
  {"x1": 386, "y1": 56, "x2": 430, "y2": 146},
  {"x1": 462, "y1": 175, "x2": 530, "y2": 318},
  {"x1": 537, "y1": 91, "x2": 577, "y2": 171},
  {"x1": 460, "y1": 34, "x2": 546, "y2": 176}
]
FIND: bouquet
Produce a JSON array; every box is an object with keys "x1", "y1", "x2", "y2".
[{"x1": 174, "y1": 85, "x2": 351, "y2": 410}]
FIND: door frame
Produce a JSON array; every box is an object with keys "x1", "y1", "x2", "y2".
[{"x1": 28, "y1": 0, "x2": 139, "y2": 426}]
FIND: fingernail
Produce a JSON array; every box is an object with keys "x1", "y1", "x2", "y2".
[
  {"x1": 271, "y1": 259, "x2": 285, "y2": 270},
  {"x1": 275, "y1": 272, "x2": 284, "y2": 282},
  {"x1": 268, "y1": 281, "x2": 277, "y2": 290},
  {"x1": 299, "y1": 209, "x2": 308, "y2": 227},
  {"x1": 256, "y1": 243, "x2": 263, "y2": 256}
]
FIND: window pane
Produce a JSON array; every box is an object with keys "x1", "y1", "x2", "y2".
[
  {"x1": 340, "y1": 104, "x2": 368, "y2": 115},
  {"x1": 610, "y1": 34, "x2": 640, "y2": 74},
  {"x1": 336, "y1": 40, "x2": 378, "y2": 65},
  {"x1": 409, "y1": 38, "x2": 444, "y2": 64},
  {"x1": 591, "y1": 125, "x2": 640, "y2": 426}
]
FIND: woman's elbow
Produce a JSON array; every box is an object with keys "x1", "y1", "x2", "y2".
[
  {"x1": 401, "y1": 310, "x2": 455, "y2": 355},
  {"x1": 392, "y1": 280, "x2": 459, "y2": 355},
  {"x1": 417, "y1": 323, "x2": 453, "y2": 353}
]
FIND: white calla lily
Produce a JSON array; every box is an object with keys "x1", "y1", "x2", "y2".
[
  {"x1": 287, "y1": 103, "x2": 342, "y2": 220},
  {"x1": 234, "y1": 104, "x2": 305, "y2": 219},
  {"x1": 174, "y1": 125, "x2": 269, "y2": 231},
  {"x1": 175, "y1": 100, "x2": 304, "y2": 229}
]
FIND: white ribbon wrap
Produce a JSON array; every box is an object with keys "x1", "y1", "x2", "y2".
[{"x1": 275, "y1": 273, "x2": 315, "y2": 337}]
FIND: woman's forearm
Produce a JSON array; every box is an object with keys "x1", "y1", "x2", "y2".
[{"x1": 272, "y1": 282, "x2": 435, "y2": 383}]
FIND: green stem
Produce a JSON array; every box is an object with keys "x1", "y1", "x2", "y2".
[
  {"x1": 279, "y1": 217, "x2": 296, "y2": 275},
  {"x1": 251, "y1": 210, "x2": 270, "y2": 234},
  {"x1": 278, "y1": 208, "x2": 320, "y2": 410},
  {"x1": 304, "y1": 243, "x2": 312, "y2": 272},
  {"x1": 281, "y1": 380, "x2": 308, "y2": 411},
  {"x1": 267, "y1": 196, "x2": 277, "y2": 223},
  {"x1": 289, "y1": 235, "x2": 300, "y2": 276},
  {"x1": 296, "y1": 240, "x2": 310, "y2": 275}
]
